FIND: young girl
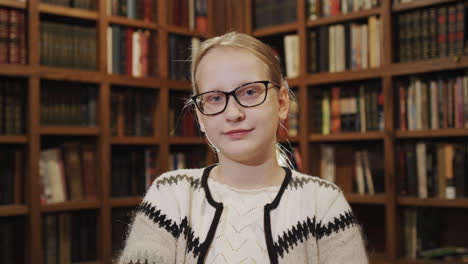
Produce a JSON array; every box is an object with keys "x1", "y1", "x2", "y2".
[{"x1": 118, "y1": 32, "x2": 368, "y2": 264}]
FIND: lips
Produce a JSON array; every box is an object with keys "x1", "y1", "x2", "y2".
[{"x1": 224, "y1": 129, "x2": 254, "y2": 139}]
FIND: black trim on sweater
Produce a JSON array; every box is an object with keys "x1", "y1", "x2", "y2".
[
  {"x1": 137, "y1": 202, "x2": 205, "y2": 258},
  {"x1": 198, "y1": 164, "x2": 224, "y2": 263},
  {"x1": 264, "y1": 167, "x2": 292, "y2": 263},
  {"x1": 272, "y1": 211, "x2": 358, "y2": 259}
]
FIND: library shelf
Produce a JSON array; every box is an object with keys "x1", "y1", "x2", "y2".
[
  {"x1": 110, "y1": 137, "x2": 159, "y2": 145},
  {"x1": 369, "y1": 253, "x2": 388, "y2": 264},
  {"x1": 392, "y1": 0, "x2": 460, "y2": 12},
  {"x1": 164, "y1": 24, "x2": 208, "y2": 38},
  {"x1": 0, "y1": 0, "x2": 26, "y2": 9},
  {"x1": 395, "y1": 129, "x2": 468, "y2": 139},
  {"x1": 169, "y1": 136, "x2": 206, "y2": 145},
  {"x1": 0, "y1": 135, "x2": 27, "y2": 144},
  {"x1": 40, "y1": 200, "x2": 101, "y2": 213},
  {"x1": 398, "y1": 197, "x2": 468, "y2": 208},
  {"x1": 0, "y1": 205, "x2": 28, "y2": 216},
  {"x1": 107, "y1": 16, "x2": 158, "y2": 30},
  {"x1": 166, "y1": 80, "x2": 192, "y2": 91},
  {"x1": 110, "y1": 197, "x2": 142, "y2": 208},
  {"x1": 286, "y1": 77, "x2": 301, "y2": 87},
  {"x1": 305, "y1": 68, "x2": 383, "y2": 85},
  {"x1": 107, "y1": 74, "x2": 161, "y2": 89},
  {"x1": 309, "y1": 132, "x2": 385, "y2": 142},
  {"x1": 345, "y1": 193, "x2": 387, "y2": 205},
  {"x1": 40, "y1": 126, "x2": 100, "y2": 136},
  {"x1": 38, "y1": 3, "x2": 98, "y2": 21},
  {"x1": 252, "y1": 22, "x2": 298, "y2": 37},
  {"x1": 38, "y1": 67, "x2": 103, "y2": 83},
  {"x1": 0, "y1": 63, "x2": 34, "y2": 77},
  {"x1": 306, "y1": 7, "x2": 382, "y2": 28},
  {"x1": 390, "y1": 55, "x2": 468, "y2": 77}
]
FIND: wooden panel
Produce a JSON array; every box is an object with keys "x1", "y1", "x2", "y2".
[
  {"x1": 307, "y1": 8, "x2": 382, "y2": 27},
  {"x1": 253, "y1": 22, "x2": 298, "y2": 37},
  {"x1": 310, "y1": 132, "x2": 385, "y2": 142},
  {"x1": 39, "y1": 3, "x2": 98, "y2": 20},
  {"x1": 107, "y1": 16, "x2": 158, "y2": 30},
  {"x1": 0, "y1": 0, "x2": 26, "y2": 9},
  {"x1": 393, "y1": 0, "x2": 459, "y2": 12}
]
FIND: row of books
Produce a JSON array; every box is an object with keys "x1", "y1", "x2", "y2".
[
  {"x1": 41, "y1": 0, "x2": 96, "y2": 10},
  {"x1": 397, "y1": 2, "x2": 466, "y2": 63},
  {"x1": 397, "y1": 142, "x2": 468, "y2": 199},
  {"x1": 169, "y1": 150, "x2": 206, "y2": 170},
  {"x1": 110, "y1": 87, "x2": 155, "y2": 137},
  {"x1": 0, "y1": 218, "x2": 23, "y2": 264},
  {"x1": 40, "y1": 81, "x2": 97, "y2": 126},
  {"x1": 168, "y1": 0, "x2": 208, "y2": 33},
  {"x1": 309, "y1": 16, "x2": 382, "y2": 73},
  {"x1": 108, "y1": 26, "x2": 157, "y2": 77},
  {"x1": 0, "y1": 78, "x2": 25, "y2": 135},
  {"x1": 0, "y1": 146, "x2": 23, "y2": 205},
  {"x1": 40, "y1": 21, "x2": 96, "y2": 70},
  {"x1": 111, "y1": 147, "x2": 156, "y2": 197},
  {"x1": 403, "y1": 207, "x2": 468, "y2": 261},
  {"x1": 39, "y1": 143, "x2": 97, "y2": 204},
  {"x1": 310, "y1": 82, "x2": 383, "y2": 134},
  {"x1": 43, "y1": 211, "x2": 97, "y2": 264},
  {"x1": 398, "y1": 73, "x2": 468, "y2": 131},
  {"x1": 0, "y1": 7, "x2": 26, "y2": 65},
  {"x1": 307, "y1": 0, "x2": 380, "y2": 20},
  {"x1": 283, "y1": 34, "x2": 300, "y2": 78},
  {"x1": 321, "y1": 145, "x2": 384, "y2": 195},
  {"x1": 107, "y1": 0, "x2": 156, "y2": 22},
  {"x1": 253, "y1": 0, "x2": 296, "y2": 29},
  {"x1": 168, "y1": 35, "x2": 200, "y2": 80}
]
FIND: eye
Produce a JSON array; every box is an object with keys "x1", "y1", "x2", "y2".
[
  {"x1": 238, "y1": 84, "x2": 262, "y2": 98},
  {"x1": 205, "y1": 93, "x2": 225, "y2": 103}
]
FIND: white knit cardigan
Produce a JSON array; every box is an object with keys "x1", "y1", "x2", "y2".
[{"x1": 117, "y1": 164, "x2": 368, "y2": 264}]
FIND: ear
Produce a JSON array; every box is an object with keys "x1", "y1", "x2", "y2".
[
  {"x1": 278, "y1": 85, "x2": 290, "y2": 121},
  {"x1": 195, "y1": 108, "x2": 206, "y2": 133}
]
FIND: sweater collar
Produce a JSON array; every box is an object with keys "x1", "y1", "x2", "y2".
[{"x1": 201, "y1": 164, "x2": 292, "y2": 210}]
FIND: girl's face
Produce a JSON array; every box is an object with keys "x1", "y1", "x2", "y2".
[{"x1": 194, "y1": 47, "x2": 289, "y2": 164}]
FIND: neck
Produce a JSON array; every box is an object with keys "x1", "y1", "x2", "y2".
[{"x1": 211, "y1": 156, "x2": 285, "y2": 190}]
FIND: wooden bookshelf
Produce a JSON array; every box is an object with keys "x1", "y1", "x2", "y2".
[
  {"x1": 0, "y1": 0, "x2": 218, "y2": 264},
  {"x1": 38, "y1": 3, "x2": 98, "y2": 20},
  {"x1": 0, "y1": 0, "x2": 26, "y2": 9},
  {"x1": 243, "y1": 0, "x2": 468, "y2": 263}
]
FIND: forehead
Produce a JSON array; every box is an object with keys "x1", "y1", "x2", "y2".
[{"x1": 195, "y1": 46, "x2": 269, "y2": 93}]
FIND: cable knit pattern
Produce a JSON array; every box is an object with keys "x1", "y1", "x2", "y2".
[{"x1": 117, "y1": 164, "x2": 368, "y2": 264}]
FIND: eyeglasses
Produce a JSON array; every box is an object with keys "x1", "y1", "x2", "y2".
[{"x1": 192, "y1": 80, "x2": 281, "y2": 116}]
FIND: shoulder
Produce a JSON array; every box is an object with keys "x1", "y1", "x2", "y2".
[
  {"x1": 151, "y1": 167, "x2": 206, "y2": 190},
  {"x1": 287, "y1": 169, "x2": 342, "y2": 194}
]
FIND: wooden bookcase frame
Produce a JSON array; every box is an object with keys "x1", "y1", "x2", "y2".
[
  {"x1": 0, "y1": 0, "x2": 216, "y2": 263},
  {"x1": 243, "y1": 0, "x2": 468, "y2": 263}
]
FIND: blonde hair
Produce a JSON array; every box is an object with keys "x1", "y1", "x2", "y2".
[{"x1": 187, "y1": 31, "x2": 297, "y2": 169}]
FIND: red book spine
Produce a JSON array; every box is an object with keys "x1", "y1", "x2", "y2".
[
  {"x1": 125, "y1": 28, "x2": 134, "y2": 75},
  {"x1": 331, "y1": 86, "x2": 341, "y2": 133},
  {"x1": 331, "y1": 0, "x2": 341, "y2": 16},
  {"x1": 7, "y1": 9, "x2": 20, "y2": 64},
  {"x1": 195, "y1": 17, "x2": 207, "y2": 33},
  {"x1": 0, "y1": 8, "x2": 8, "y2": 63},
  {"x1": 400, "y1": 84, "x2": 407, "y2": 131}
]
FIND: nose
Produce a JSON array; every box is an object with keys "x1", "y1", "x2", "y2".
[{"x1": 224, "y1": 95, "x2": 245, "y2": 121}]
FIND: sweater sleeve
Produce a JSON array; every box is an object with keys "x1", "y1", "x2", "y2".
[
  {"x1": 117, "y1": 175, "x2": 180, "y2": 264},
  {"x1": 316, "y1": 190, "x2": 368, "y2": 264}
]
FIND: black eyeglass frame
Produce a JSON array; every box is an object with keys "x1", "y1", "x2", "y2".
[{"x1": 191, "y1": 80, "x2": 281, "y2": 116}]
